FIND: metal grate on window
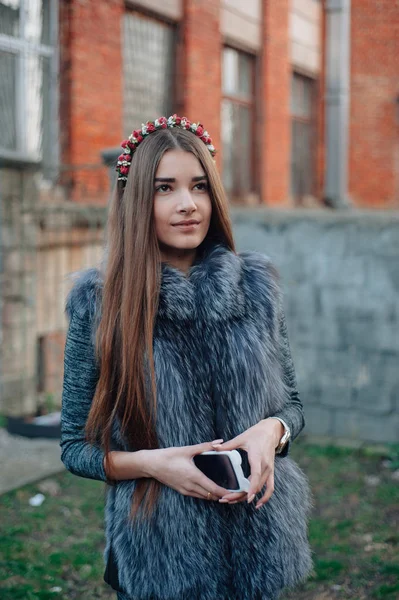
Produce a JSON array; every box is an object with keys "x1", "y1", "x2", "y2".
[
  {"x1": 290, "y1": 73, "x2": 315, "y2": 200},
  {"x1": 0, "y1": 50, "x2": 17, "y2": 151},
  {"x1": 222, "y1": 47, "x2": 254, "y2": 197},
  {"x1": 0, "y1": 0, "x2": 57, "y2": 170},
  {"x1": 123, "y1": 12, "x2": 175, "y2": 131}
]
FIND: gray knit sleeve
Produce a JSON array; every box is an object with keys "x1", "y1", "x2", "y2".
[
  {"x1": 272, "y1": 309, "x2": 305, "y2": 457},
  {"x1": 60, "y1": 307, "x2": 107, "y2": 481}
]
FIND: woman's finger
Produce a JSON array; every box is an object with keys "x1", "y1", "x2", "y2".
[
  {"x1": 255, "y1": 471, "x2": 275, "y2": 509},
  {"x1": 219, "y1": 491, "x2": 247, "y2": 504},
  {"x1": 258, "y1": 465, "x2": 272, "y2": 493},
  {"x1": 190, "y1": 484, "x2": 218, "y2": 501},
  {"x1": 246, "y1": 451, "x2": 263, "y2": 502},
  {"x1": 190, "y1": 439, "x2": 224, "y2": 455},
  {"x1": 194, "y1": 471, "x2": 230, "y2": 498},
  {"x1": 211, "y1": 434, "x2": 244, "y2": 452}
]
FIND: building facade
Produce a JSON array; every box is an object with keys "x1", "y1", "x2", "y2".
[
  {"x1": 58, "y1": 0, "x2": 399, "y2": 209},
  {"x1": 0, "y1": 0, "x2": 398, "y2": 416}
]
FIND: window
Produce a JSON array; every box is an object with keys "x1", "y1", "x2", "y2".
[
  {"x1": 290, "y1": 73, "x2": 316, "y2": 202},
  {"x1": 222, "y1": 47, "x2": 255, "y2": 199},
  {"x1": 123, "y1": 12, "x2": 175, "y2": 131},
  {"x1": 0, "y1": 0, "x2": 58, "y2": 171}
]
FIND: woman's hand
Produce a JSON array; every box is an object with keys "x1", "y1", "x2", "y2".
[
  {"x1": 145, "y1": 440, "x2": 230, "y2": 501},
  {"x1": 211, "y1": 419, "x2": 284, "y2": 509}
]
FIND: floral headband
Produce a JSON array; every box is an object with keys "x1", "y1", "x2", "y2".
[{"x1": 116, "y1": 114, "x2": 216, "y2": 182}]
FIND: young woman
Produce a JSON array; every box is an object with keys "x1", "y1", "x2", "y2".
[{"x1": 60, "y1": 115, "x2": 312, "y2": 600}]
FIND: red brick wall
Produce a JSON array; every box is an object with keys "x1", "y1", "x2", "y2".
[
  {"x1": 59, "y1": 0, "x2": 123, "y2": 204},
  {"x1": 260, "y1": 0, "x2": 291, "y2": 206},
  {"x1": 349, "y1": 0, "x2": 399, "y2": 208},
  {"x1": 58, "y1": 0, "x2": 397, "y2": 209},
  {"x1": 182, "y1": 0, "x2": 222, "y2": 169}
]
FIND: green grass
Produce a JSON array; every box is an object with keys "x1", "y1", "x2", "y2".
[
  {"x1": 283, "y1": 441, "x2": 399, "y2": 599},
  {"x1": 0, "y1": 440, "x2": 398, "y2": 599}
]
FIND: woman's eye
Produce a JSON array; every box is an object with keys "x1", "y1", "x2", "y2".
[
  {"x1": 156, "y1": 184, "x2": 171, "y2": 193},
  {"x1": 193, "y1": 182, "x2": 208, "y2": 191}
]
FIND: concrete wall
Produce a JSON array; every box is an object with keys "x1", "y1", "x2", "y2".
[
  {"x1": 232, "y1": 208, "x2": 399, "y2": 444},
  {"x1": 0, "y1": 171, "x2": 106, "y2": 415},
  {"x1": 1, "y1": 169, "x2": 38, "y2": 415}
]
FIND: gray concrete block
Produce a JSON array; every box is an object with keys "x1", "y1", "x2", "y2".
[
  {"x1": 332, "y1": 410, "x2": 399, "y2": 444},
  {"x1": 313, "y1": 255, "x2": 367, "y2": 287},
  {"x1": 351, "y1": 352, "x2": 397, "y2": 415},
  {"x1": 314, "y1": 348, "x2": 353, "y2": 408},
  {"x1": 233, "y1": 209, "x2": 399, "y2": 445},
  {"x1": 303, "y1": 405, "x2": 334, "y2": 436}
]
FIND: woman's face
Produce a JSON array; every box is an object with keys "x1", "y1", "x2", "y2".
[{"x1": 153, "y1": 149, "x2": 212, "y2": 257}]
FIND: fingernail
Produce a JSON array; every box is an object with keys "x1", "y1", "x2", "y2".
[
  {"x1": 211, "y1": 439, "x2": 223, "y2": 444},
  {"x1": 247, "y1": 494, "x2": 255, "y2": 503},
  {"x1": 256, "y1": 504, "x2": 262, "y2": 510},
  {"x1": 219, "y1": 498, "x2": 229, "y2": 503}
]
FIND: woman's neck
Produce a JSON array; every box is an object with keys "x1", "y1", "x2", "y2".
[{"x1": 160, "y1": 247, "x2": 197, "y2": 274}]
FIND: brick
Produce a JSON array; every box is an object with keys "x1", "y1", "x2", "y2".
[
  {"x1": 260, "y1": 0, "x2": 291, "y2": 206},
  {"x1": 59, "y1": 0, "x2": 123, "y2": 204},
  {"x1": 182, "y1": 0, "x2": 222, "y2": 163},
  {"x1": 349, "y1": 0, "x2": 399, "y2": 208}
]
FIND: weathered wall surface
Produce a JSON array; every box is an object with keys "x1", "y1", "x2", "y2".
[{"x1": 232, "y1": 208, "x2": 399, "y2": 444}]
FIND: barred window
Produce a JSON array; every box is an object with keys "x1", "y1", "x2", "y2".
[
  {"x1": 290, "y1": 72, "x2": 316, "y2": 202},
  {"x1": 123, "y1": 12, "x2": 175, "y2": 131},
  {"x1": 222, "y1": 47, "x2": 255, "y2": 200},
  {"x1": 0, "y1": 0, "x2": 58, "y2": 172}
]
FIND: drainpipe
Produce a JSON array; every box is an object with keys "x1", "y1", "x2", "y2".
[
  {"x1": 0, "y1": 171, "x2": 3, "y2": 409},
  {"x1": 324, "y1": 0, "x2": 352, "y2": 208}
]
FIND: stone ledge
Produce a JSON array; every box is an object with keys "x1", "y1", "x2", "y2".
[
  {"x1": 35, "y1": 203, "x2": 107, "y2": 230},
  {"x1": 231, "y1": 206, "x2": 399, "y2": 225}
]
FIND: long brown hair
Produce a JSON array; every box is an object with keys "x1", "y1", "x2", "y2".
[{"x1": 85, "y1": 127, "x2": 235, "y2": 519}]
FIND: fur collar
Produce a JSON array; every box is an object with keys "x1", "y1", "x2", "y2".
[{"x1": 66, "y1": 243, "x2": 280, "y2": 324}]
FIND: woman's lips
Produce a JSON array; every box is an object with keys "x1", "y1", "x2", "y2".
[{"x1": 172, "y1": 220, "x2": 200, "y2": 231}]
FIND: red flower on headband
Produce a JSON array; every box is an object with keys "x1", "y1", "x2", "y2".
[{"x1": 116, "y1": 115, "x2": 216, "y2": 181}]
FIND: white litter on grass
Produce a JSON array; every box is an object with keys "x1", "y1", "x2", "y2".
[
  {"x1": 364, "y1": 475, "x2": 380, "y2": 487},
  {"x1": 29, "y1": 493, "x2": 45, "y2": 507},
  {"x1": 50, "y1": 587, "x2": 62, "y2": 593}
]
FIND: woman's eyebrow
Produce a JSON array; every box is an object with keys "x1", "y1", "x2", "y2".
[{"x1": 154, "y1": 175, "x2": 208, "y2": 183}]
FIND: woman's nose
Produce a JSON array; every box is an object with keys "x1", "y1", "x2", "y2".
[{"x1": 177, "y1": 190, "x2": 197, "y2": 212}]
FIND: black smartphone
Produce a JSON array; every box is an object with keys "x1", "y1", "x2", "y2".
[{"x1": 193, "y1": 453, "x2": 240, "y2": 490}]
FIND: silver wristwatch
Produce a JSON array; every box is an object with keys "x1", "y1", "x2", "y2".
[{"x1": 269, "y1": 417, "x2": 291, "y2": 454}]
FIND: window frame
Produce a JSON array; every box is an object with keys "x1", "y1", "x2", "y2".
[
  {"x1": 0, "y1": 0, "x2": 59, "y2": 172},
  {"x1": 222, "y1": 45, "x2": 257, "y2": 202},
  {"x1": 123, "y1": 8, "x2": 177, "y2": 133},
  {"x1": 290, "y1": 70, "x2": 317, "y2": 203}
]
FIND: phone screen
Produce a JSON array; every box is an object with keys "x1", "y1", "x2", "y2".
[{"x1": 193, "y1": 454, "x2": 240, "y2": 490}]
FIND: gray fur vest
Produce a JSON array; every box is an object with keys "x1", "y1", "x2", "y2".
[{"x1": 73, "y1": 244, "x2": 312, "y2": 600}]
